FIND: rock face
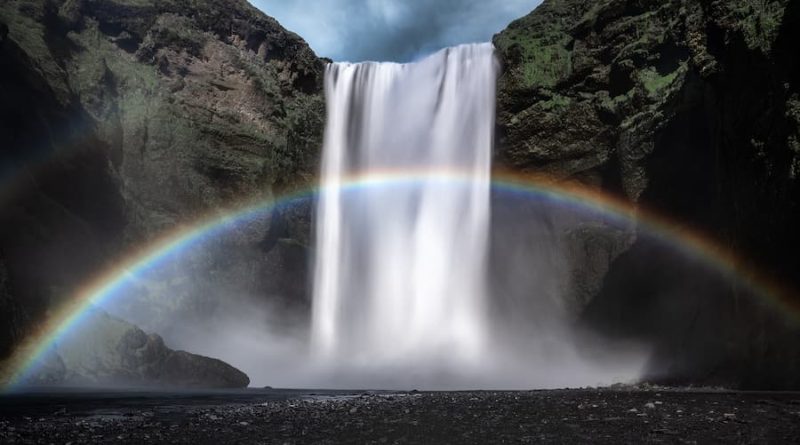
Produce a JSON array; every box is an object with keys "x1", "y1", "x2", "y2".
[
  {"x1": 29, "y1": 308, "x2": 249, "y2": 388},
  {"x1": 0, "y1": 0, "x2": 323, "y2": 384},
  {"x1": 494, "y1": 0, "x2": 800, "y2": 388}
]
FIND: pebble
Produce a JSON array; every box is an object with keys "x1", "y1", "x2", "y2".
[{"x1": 3, "y1": 390, "x2": 798, "y2": 443}]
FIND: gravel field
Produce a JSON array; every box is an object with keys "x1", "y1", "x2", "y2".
[{"x1": 1, "y1": 388, "x2": 799, "y2": 444}]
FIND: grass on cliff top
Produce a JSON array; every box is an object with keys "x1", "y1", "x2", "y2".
[
  {"x1": 730, "y1": 0, "x2": 786, "y2": 52},
  {"x1": 638, "y1": 67, "x2": 681, "y2": 97},
  {"x1": 0, "y1": 1, "x2": 72, "y2": 104},
  {"x1": 494, "y1": 28, "x2": 572, "y2": 89}
]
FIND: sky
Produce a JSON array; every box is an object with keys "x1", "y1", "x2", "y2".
[{"x1": 249, "y1": 0, "x2": 543, "y2": 63}]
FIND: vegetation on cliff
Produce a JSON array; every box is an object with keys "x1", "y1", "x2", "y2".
[
  {"x1": 0, "y1": 0, "x2": 324, "y2": 385},
  {"x1": 494, "y1": 0, "x2": 800, "y2": 388}
]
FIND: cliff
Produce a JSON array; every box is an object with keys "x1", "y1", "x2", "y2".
[
  {"x1": 494, "y1": 0, "x2": 800, "y2": 388},
  {"x1": 0, "y1": 0, "x2": 323, "y2": 386}
]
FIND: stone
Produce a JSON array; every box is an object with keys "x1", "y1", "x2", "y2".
[
  {"x1": 26, "y1": 308, "x2": 249, "y2": 388},
  {"x1": 0, "y1": 0, "x2": 323, "y2": 383},
  {"x1": 494, "y1": 0, "x2": 800, "y2": 390}
]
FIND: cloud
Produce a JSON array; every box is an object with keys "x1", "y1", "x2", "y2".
[{"x1": 249, "y1": 0, "x2": 543, "y2": 62}]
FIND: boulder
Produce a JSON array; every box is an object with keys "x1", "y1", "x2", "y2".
[{"x1": 27, "y1": 308, "x2": 249, "y2": 388}]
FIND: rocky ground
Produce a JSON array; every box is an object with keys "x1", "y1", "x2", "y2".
[{"x1": 0, "y1": 387, "x2": 798, "y2": 444}]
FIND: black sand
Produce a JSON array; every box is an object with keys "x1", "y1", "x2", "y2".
[{"x1": 1, "y1": 388, "x2": 799, "y2": 444}]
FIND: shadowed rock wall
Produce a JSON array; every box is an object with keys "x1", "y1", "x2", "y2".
[
  {"x1": 494, "y1": 0, "x2": 800, "y2": 388},
  {"x1": 0, "y1": 0, "x2": 324, "y2": 385}
]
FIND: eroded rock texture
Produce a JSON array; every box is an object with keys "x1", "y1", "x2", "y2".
[
  {"x1": 494, "y1": 0, "x2": 800, "y2": 388},
  {"x1": 28, "y1": 308, "x2": 250, "y2": 388},
  {"x1": 0, "y1": 0, "x2": 324, "y2": 385}
]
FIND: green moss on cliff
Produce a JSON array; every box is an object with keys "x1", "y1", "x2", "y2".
[
  {"x1": 495, "y1": 29, "x2": 572, "y2": 88},
  {"x1": 538, "y1": 93, "x2": 572, "y2": 111},
  {"x1": 732, "y1": 0, "x2": 786, "y2": 52},
  {"x1": 0, "y1": 2, "x2": 71, "y2": 104},
  {"x1": 495, "y1": 0, "x2": 800, "y2": 390},
  {"x1": 638, "y1": 66, "x2": 680, "y2": 97},
  {"x1": 492, "y1": 0, "x2": 596, "y2": 90}
]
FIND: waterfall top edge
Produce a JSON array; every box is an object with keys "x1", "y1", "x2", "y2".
[{"x1": 328, "y1": 42, "x2": 495, "y2": 68}]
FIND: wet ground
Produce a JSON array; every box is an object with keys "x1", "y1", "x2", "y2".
[{"x1": 1, "y1": 387, "x2": 799, "y2": 443}]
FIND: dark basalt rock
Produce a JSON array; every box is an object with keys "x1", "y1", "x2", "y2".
[
  {"x1": 494, "y1": 0, "x2": 800, "y2": 388},
  {"x1": 26, "y1": 309, "x2": 249, "y2": 388},
  {"x1": 0, "y1": 0, "x2": 322, "y2": 383}
]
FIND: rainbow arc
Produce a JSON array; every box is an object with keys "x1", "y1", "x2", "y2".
[{"x1": 1, "y1": 170, "x2": 795, "y2": 390}]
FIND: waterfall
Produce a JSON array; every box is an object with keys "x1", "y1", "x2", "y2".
[{"x1": 311, "y1": 43, "x2": 498, "y2": 379}]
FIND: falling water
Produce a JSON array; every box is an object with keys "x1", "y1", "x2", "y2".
[
  {"x1": 311, "y1": 44, "x2": 498, "y2": 379},
  {"x1": 309, "y1": 43, "x2": 647, "y2": 389}
]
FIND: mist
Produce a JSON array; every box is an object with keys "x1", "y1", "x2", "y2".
[{"x1": 85, "y1": 180, "x2": 651, "y2": 390}]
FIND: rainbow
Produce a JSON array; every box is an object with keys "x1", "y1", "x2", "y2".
[{"x1": 1, "y1": 169, "x2": 797, "y2": 390}]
